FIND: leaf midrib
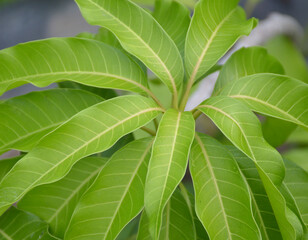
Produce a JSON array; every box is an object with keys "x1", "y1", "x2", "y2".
[
  {"x1": 195, "y1": 134, "x2": 232, "y2": 239},
  {"x1": 86, "y1": 0, "x2": 178, "y2": 97},
  {"x1": 0, "y1": 229, "x2": 12, "y2": 240}
]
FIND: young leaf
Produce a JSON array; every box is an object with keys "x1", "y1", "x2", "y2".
[
  {"x1": 213, "y1": 47, "x2": 284, "y2": 95},
  {"x1": 0, "y1": 89, "x2": 103, "y2": 154},
  {"x1": 0, "y1": 95, "x2": 162, "y2": 215},
  {"x1": 228, "y1": 146, "x2": 282, "y2": 240},
  {"x1": 185, "y1": 0, "x2": 257, "y2": 83},
  {"x1": 0, "y1": 207, "x2": 48, "y2": 239},
  {"x1": 197, "y1": 96, "x2": 304, "y2": 239},
  {"x1": 153, "y1": 0, "x2": 191, "y2": 56},
  {"x1": 65, "y1": 138, "x2": 153, "y2": 240},
  {"x1": 190, "y1": 133, "x2": 261, "y2": 240},
  {"x1": 220, "y1": 73, "x2": 308, "y2": 130},
  {"x1": 18, "y1": 157, "x2": 108, "y2": 239},
  {"x1": 75, "y1": 0, "x2": 184, "y2": 101},
  {"x1": 138, "y1": 188, "x2": 197, "y2": 240},
  {"x1": 0, "y1": 37, "x2": 150, "y2": 96},
  {"x1": 144, "y1": 109, "x2": 195, "y2": 238}
]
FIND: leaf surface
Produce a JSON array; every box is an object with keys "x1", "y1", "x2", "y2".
[
  {"x1": 144, "y1": 109, "x2": 195, "y2": 238},
  {"x1": 0, "y1": 37, "x2": 149, "y2": 96},
  {"x1": 0, "y1": 89, "x2": 103, "y2": 154},
  {"x1": 18, "y1": 157, "x2": 108, "y2": 238},
  {"x1": 65, "y1": 138, "x2": 153, "y2": 240},
  {"x1": 0, "y1": 95, "x2": 162, "y2": 215},
  {"x1": 220, "y1": 73, "x2": 308, "y2": 130},
  {"x1": 0, "y1": 156, "x2": 20, "y2": 181},
  {"x1": 75, "y1": 0, "x2": 184, "y2": 98},
  {"x1": 185, "y1": 0, "x2": 257, "y2": 83},
  {"x1": 197, "y1": 96, "x2": 304, "y2": 239},
  {"x1": 190, "y1": 133, "x2": 260, "y2": 240}
]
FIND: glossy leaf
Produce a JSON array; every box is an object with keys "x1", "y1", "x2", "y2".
[
  {"x1": 18, "y1": 157, "x2": 108, "y2": 238},
  {"x1": 220, "y1": 73, "x2": 308, "y2": 130},
  {"x1": 0, "y1": 95, "x2": 162, "y2": 215},
  {"x1": 153, "y1": 0, "x2": 190, "y2": 56},
  {"x1": 0, "y1": 37, "x2": 150, "y2": 96},
  {"x1": 228, "y1": 146, "x2": 282, "y2": 240},
  {"x1": 0, "y1": 207, "x2": 48, "y2": 239},
  {"x1": 144, "y1": 109, "x2": 195, "y2": 238},
  {"x1": 138, "y1": 188, "x2": 197, "y2": 240},
  {"x1": 185, "y1": 0, "x2": 257, "y2": 83},
  {"x1": 213, "y1": 46, "x2": 284, "y2": 95},
  {"x1": 190, "y1": 133, "x2": 261, "y2": 240},
  {"x1": 197, "y1": 96, "x2": 304, "y2": 239},
  {"x1": 75, "y1": 0, "x2": 184, "y2": 99},
  {"x1": 65, "y1": 138, "x2": 153, "y2": 240},
  {"x1": 0, "y1": 89, "x2": 103, "y2": 154}
]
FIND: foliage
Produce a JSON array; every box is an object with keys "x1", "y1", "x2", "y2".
[{"x1": 0, "y1": 0, "x2": 307, "y2": 239}]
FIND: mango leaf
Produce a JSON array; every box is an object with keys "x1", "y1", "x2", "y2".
[
  {"x1": 0, "y1": 89, "x2": 103, "y2": 154},
  {"x1": 220, "y1": 73, "x2": 308, "y2": 130},
  {"x1": 65, "y1": 138, "x2": 153, "y2": 240},
  {"x1": 197, "y1": 96, "x2": 304, "y2": 239},
  {"x1": 227, "y1": 146, "x2": 282, "y2": 240},
  {"x1": 0, "y1": 95, "x2": 162, "y2": 215},
  {"x1": 190, "y1": 133, "x2": 261, "y2": 240},
  {"x1": 144, "y1": 109, "x2": 195, "y2": 238},
  {"x1": 213, "y1": 46, "x2": 284, "y2": 95},
  {"x1": 184, "y1": 0, "x2": 257, "y2": 84},
  {"x1": 284, "y1": 159, "x2": 308, "y2": 227},
  {"x1": 18, "y1": 157, "x2": 108, "y2": 238},
  {"x1": 138, "y1": 188, "x2": 197, "y2": 240},
  {"x1": 0, "y1": 156, "x2": 20, "y2": 181},
  {"x1": 0, "y1": 207, "x2": 48, "y2": 239},
  {"x1": 284, "y1": 148, "x2": 308, "y2": 172},
  {"x1": 75, "y1": 0, "x2": 184, "y2": 100},
  {"x1": 0, "y1": 37, "x2": 150, "y2": 96},
  {"x1": 153, "y1": 0, "x2": 190, "y2": 56}
]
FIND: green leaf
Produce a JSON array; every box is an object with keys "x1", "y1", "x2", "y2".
[
  {"x1": 0, "y1": 156, "x2": 20, "y2": 181},
  {"x1": 0, "y1": 207, "x2": 48, "y2": 239},
  {"x1": 190, "y1": 133, "x2": 261, "y2": 240},
  {"x1": 0, "y1": 95, "x2": 162, "y2": 215},
  {"x1": 65, "y1": 138, "x2": 153, "y2": 240},
  {"x1": 0, "y1": 37, "x2": 150, "y2": 96},
  {"x1": 197, "y1": 96, "x2": 304, "y2": 239},
  {"x1": 213, "y1": 46, "x2": 284, "y2": 95},
  {"x1": 153, "y1": 0, "x2": 190, "y2": 56},
  {"x1": 185, "y1": 0, "x2": 257, "y2": 83},
  {"x1": 284, "y1": 159, "x2": 308, "y2": 227},
  {"x1": 284, "y1": 148, "x2": 308, "y2": 172},
  {"x1": 75, "y1": 0, "x2": 184, "y2": 100},
  {"x1": 144, "y1": 109, "x2": 195, "y2": 238},
  {"x1": 0, "y1": 89, "x2": 103, "y2": 154},
  {"x1": 228, "y1": 146, "x2": 282, "y2": 240},
  {"x1": 18, "y1": 157, "x2": 108, "y2": 238},
  {"x1": 137, "y1": 188, "x2": 197, "y2": 240},
  {"x1": 220, "y1": 73, "x2": 308, "y2": 130}
]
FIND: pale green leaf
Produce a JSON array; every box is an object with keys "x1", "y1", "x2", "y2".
[
  {"x1": 220, "y1": 73, "x2": 308, "y2": 130},
  {"x1": 0, "y1": 89, "x2": 103, "y2": 154},
  {"x1": 65, "y1": 138, "x2": 153, "y2": 240},
  {"x1": 228, "y1": 146, "x2": 282, "y2": 240},
  {"x1": 190, "y1": 133, "x2": 261, "y2": 240},
  {"x1": 153, "y1": 0, "x2": 190, "y2": 56},
  {"x1": 0, "y1": 207, "x2": 48, "y2": 240},
  {"x1": 138, "y1": 188, "x2": 197, "y2": 240},
  {"x1": 144, "y1": 109, "x2": 195, "y2": 238},
  {"x1": 213, "y1": 46, "x2": 284, "y2": 95},
  {"x1": 284, "y1": 159, "x2": 308, "y2": 227},
  {"x1": 0, "y1": 95, "x2": 162, "y2": 215},
  {"x1": 185, "y1": 0, "x2": 257, "y2": 83},
  {"x1": 0, "y1": 156, "x2": 20, "y2": 181},
  {"x1": 0, "y1": 37, "x2": 150, "y2": 96},
  {"x1": 18, "y1": 157, "x2": 108, "y2": 239},
  {"x1": 197, "y1": 96, "x2": 304, "y2": 239},
  {"x1": 284, "y1": 148, "x2": 308, "y2": 172},
  {"x1": 75, "y1": 0, "x2": 184, "y2": 99}
]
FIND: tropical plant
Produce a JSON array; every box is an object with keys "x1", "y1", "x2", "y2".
[{"x1": 0, "y1": 0, "x2": 307, "y2": 239}]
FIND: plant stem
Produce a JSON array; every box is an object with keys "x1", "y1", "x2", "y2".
[
  {"x1": 144, "y1": 88, "x2": 165, "y2": 110},
  {"x1": 193, "y1": 110, "x2": 202, "y2": 120},
  {"x1": 140, "y1": 126, "x2": 156, "y2": 136},
  {"x1": 153, "y1": 118, "x2": 159, "y2": 131},
  {"x1": 179, "y1": 78, "x2": 194, "y2": 111}
]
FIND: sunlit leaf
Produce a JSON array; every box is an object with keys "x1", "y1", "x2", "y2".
[{"x1": 0, "y1": 156, "x2": 20, "y2": 181}]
